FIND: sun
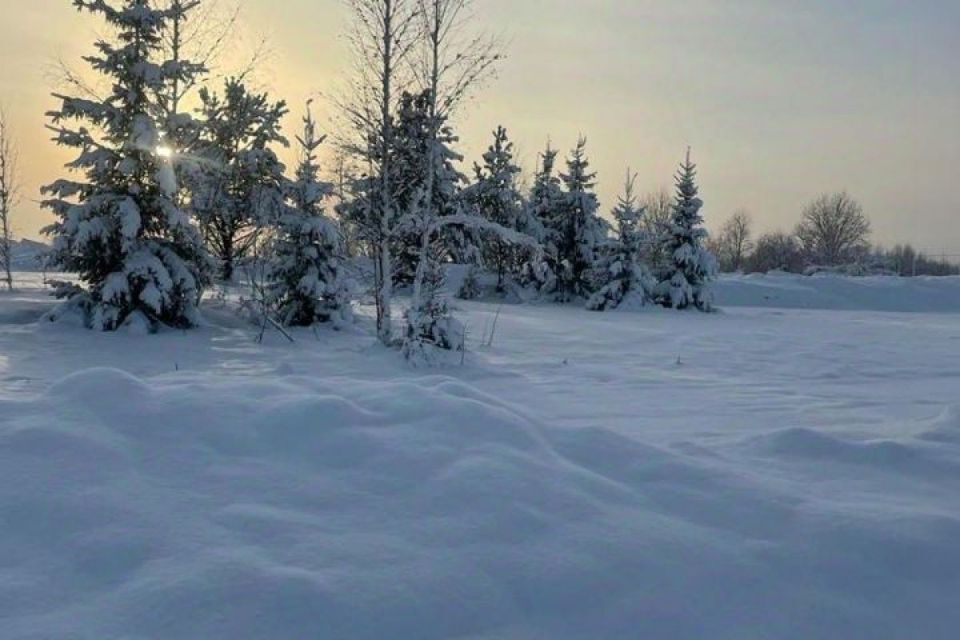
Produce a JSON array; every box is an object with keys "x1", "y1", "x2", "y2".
[{"x1": 156, "y1": 145, "x2": 174, "y2": 159}]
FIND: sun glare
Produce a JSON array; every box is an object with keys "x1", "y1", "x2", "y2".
[{"x1": 156, "y1": 145, "x2": 174, "y2": 159}]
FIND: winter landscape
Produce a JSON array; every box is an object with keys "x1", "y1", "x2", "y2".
[{"x1": 1, "y1": 1, "x2": 959, "y2": 639}]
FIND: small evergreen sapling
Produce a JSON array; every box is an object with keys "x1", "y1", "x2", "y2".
[
  {"x1": 267, "y1": 103, "x2": 352, "y2": 327},
  {"x1": 587, "y1": 170, "x2": 654, "y2": 311},
  {"x1": 402, "y1": 246, "x2": 465, "y2": 365},
  {"x1": 656, "y1": 149, "x2": 716, "y2": 311}
]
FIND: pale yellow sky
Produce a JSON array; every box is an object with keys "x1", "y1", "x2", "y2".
[{"x1": 1, "y1": 0, "x2": 958, "y2": 252}]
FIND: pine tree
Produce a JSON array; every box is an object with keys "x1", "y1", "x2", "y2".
[
  {"x1": 267, "y1": 103, "x2": 352, "y2": 327},
  {"x1": 556, "y1": 137, "x2": 608, "y2": 301},
  {"x1": 587, "y1": 170, "x2": 654, "y2": 311},
  {"x1": 656, "y1": 149, "x2": 716, "y2": 311},
  {"x1": 188, "y1": 78, "x2": 288, "y2": 281},
  {"x1": 42, "y1": 0, "x2": 209, "y2": 331},
  {"x1": 464, "y1": 126, "x2": 528, "y2": 292}
]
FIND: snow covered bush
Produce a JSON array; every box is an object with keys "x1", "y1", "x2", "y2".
[
  {"x1": 456, "y1": 264, "x2": 482, "y2": 300},
  {"x1": 402, "y1": 251, "x2": 465, "y2": 365},
  {"x1": 41, "y1": 0, "x2": 209, "y2": 331},
  {"x1": 266, "y1": 105, "x2": 352, "y2": 327},
  {"x1": 587, "y1": 171, "x2": 654, "y2": 311},
  {"x1": 656, "y1": 150, "x2": 716, "y2": 311}
]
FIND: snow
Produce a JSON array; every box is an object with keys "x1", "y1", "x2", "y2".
[
  {"x1": 6, "y1": 239, "x2": 49, "y2": 272},
  {"x1": 714, "y1": 271, "x2": 960, "y2": 312},
  {"x1": 1, "y1": 271, "x2": 959, "y2": 638}
]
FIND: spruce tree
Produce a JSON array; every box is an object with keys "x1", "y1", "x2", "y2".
[
  {"x1": 267, "y1": 103, "x2": 352, "y2": 327},
  {"x1": 657, "y1": 149, "x2": 716, "y2": 311},
  {"x1": 390, "y1": 89, "x2": 466, "y2": 285},
  {"x1": 393, "y1": 90, "x2": 464, "y2": 361},
  {"x1": 42, "y1": 0, "x2": 209, "y2": 331},
  {"x1": 522, "y1": 142, "x2": 564, "y2": 293},
  {"x1": 188, "y1": 78, "x2": 288, "y2": 281},
  {"x1": 587, "y1": 170, "x2": 654, "y2": 311},
  {"x1": 464, "y1": 126, "x2": 527, "y2": 291},
  {"x1": 556, "y1": 137, "x2": 608, "y2": 301}
]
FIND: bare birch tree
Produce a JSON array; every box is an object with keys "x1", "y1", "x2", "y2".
[
  {"x1": 336, "y1": 0, "x2": 421, "y2": 344},
  {"x1": 407, "y1": 0, "x2": 502, "y2": 324},
  {"x1": 0, "y1": 107, "x2": 19, "y2": 290}
]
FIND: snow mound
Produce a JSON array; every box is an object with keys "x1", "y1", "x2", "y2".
[
  {"x1": 919, "y1": 406, "x2": 960, "y2": 444},
  {"x1": 752, "y1": 426, "x2": 960, "y2": 481},
  {"x1": 48, "y1": 367, "x2": 152, "y2": 401},
  {"x1": 714, "y1": 272, "x2": 960, "y2": 312},
  {"x1": 3, "y1": 371, "x2": 960, "y2": 638}
]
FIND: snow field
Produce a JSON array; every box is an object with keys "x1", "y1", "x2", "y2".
[{"x1": 1, "y1": 272, "x2": 960, "y2": 638}]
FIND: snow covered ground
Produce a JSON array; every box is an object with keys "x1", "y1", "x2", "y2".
[{"x1": 1, "y1": 272, "x2": 959, "y2": 639}]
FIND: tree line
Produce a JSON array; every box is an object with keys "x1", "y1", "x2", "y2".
[
  {"x1": 7, "y1": 0, "x2": 715, "y2": 363},
  {"x1": 709, "y1": 193, "x2": 959, "y2": 276},
  {"x1": 10, "y1": 1, "x2": 951, "y2": 362}
]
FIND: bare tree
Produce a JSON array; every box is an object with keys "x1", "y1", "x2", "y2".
[
  {"x1": 329, "y1": 148, "x2": 364, "y2": 257},
  {"x1": 408, "y1": 0, "x2": 502, "y2": 321},
  {"x1": 796, "y1": 192, "x2": 871, "y2": 266},
  {"x1": 159, "y1": 0, "x2": 269, "y2": 118},
  {"x1": 712, "y1": 209, "x2": 753, "y2": 272},
  {"x1": 0, "y1": 107, "x2": 18, "y2": 290},
  {"x1": 414, "y1": 0, "x2": 502, "y2": 121},
  {"x1": 336, "y1": 0, "x2": 421, "y2": 344},
  {"x1": 51, "y1": 0, "x2": 244, "y2": 113},
  {"x1": 748, "y1": 231, "x2": 804, "y2": 274},
  {"x1": 638, "y1": 186, "x2": 673, "y2": 275}
]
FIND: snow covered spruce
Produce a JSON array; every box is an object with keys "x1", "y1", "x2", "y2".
[
  {"x1": 42, "y1": 0, "x2": 210, "y2": 331},
  {"x1": 587, "y1": 170, "x2": 655, "y2": 311},
  {"x1": 265, "y1": 104, "x2": 352, "y2": 328},
  {"x1": 655, "y1": 149, "x2": 717, "y2": 311}
]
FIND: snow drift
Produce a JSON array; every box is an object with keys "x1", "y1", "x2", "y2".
[
  {"x1": 2, "y1": 367, "x2": 958, "y2": 639},
  {"x1": 714, "y1": 271, "x2": 960, "y2": 312}
]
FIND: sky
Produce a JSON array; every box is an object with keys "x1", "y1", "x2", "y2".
[{"x1": 0, "y1": 0, "x2": 958, "y2": 253}]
